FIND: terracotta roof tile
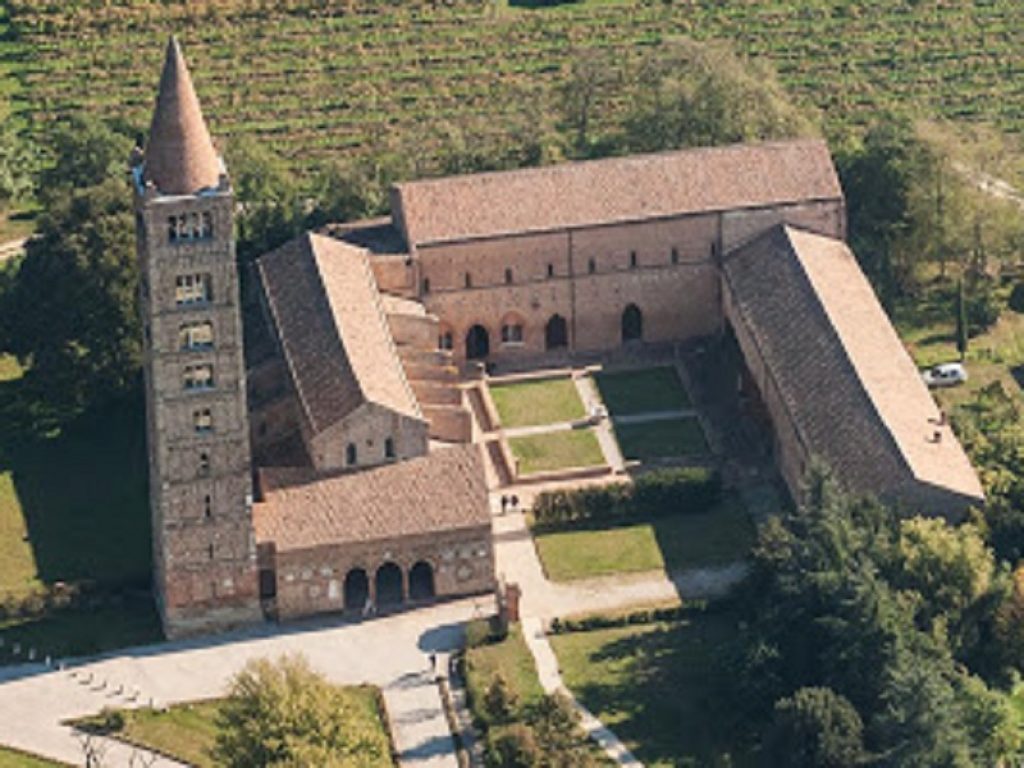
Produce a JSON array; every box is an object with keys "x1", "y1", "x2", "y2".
[
  {"x1": 143, "y1": 37, "x2": 222, "y2": 195},
  {"x1": 393, "y1": 139, "x2": 842, "y2": 246},
  {"x1": 253, "y1": 444, "x2": 490, "y2": 551},
  {"x1": 723, "y1": 225, "x2": 983, "y2": 508},
  {"x1": 258, "y1": 233, "x2": 421, "y2": 436}
]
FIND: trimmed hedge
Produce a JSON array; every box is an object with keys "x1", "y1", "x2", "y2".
[
  {"x1": 531, "y1": 466, "x2": 722, "y2": 529},
  {"x1": 549, "y1": 601, "x2": 708, "y2": 634}
]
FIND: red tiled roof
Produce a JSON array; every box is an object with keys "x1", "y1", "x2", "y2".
[
  {"x1": 258, "y1": 233, "x2": 421, "y2": 436},
  {"x1": 143, "y1": 37, "x2": 221, "y2": 195},
  {"x1": 253, "y1": 444, "x2": 490, "y2": 551},
  {"x1": 393, "y1": 139, "x2": 842, "y2": 246},
  {"x1": 722, "y1": 225, "x2": 983, "y2": 508}
]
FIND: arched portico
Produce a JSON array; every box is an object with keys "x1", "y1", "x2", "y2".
[
  {"x1": 545, "y1": 314, "x2": 568, "y2": 350},
  {"x1": 409, "y1": 561, "x2": 435, "y2": 601},
  {"x1": 375, "y1": 562, "x2": 404, "y2": 606},
  {"x1": 466, "y1": 324, "x2": 490, "y2": 359},
  {"x1": 622, "y1": 304, "x2": 643, "y2": 343}
]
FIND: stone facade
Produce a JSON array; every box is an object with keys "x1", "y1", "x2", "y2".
[
  {"x1": 134, "y1": 175, "x2": 262, "y2": 638},
  {"x1": 400, "y1": 200, "x2": 845, "y2": 365}
]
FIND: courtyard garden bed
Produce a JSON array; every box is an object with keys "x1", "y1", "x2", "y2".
[
  {"x1": 549, "y1": 604, "x2": 750, "y2": 766},
  {"x1": 508, "y1": 428, "x2": 604, "y2": 476},
  {"x1": 594, "y1": 366, "x2": 690, "y2": 416},
  {"x1": 613, "y1": 417, "x2": 709, "y2": 461},
  {"x1": 74, "y1": 686, "x2": 393, "y2": 768},
  {"x1": 532, "y1": 496, "x2": 754, "y2": 582},
  {"x1": 489, "y1": 376, "x2": 585, "y2": 428}
]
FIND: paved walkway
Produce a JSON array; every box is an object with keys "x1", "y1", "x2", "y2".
[
  {"x1": 573, "y1": 374, "x2": 626, "y2": 472},
  {"x1": 0, "y1": 599, "x2": 491, "y2": 767}
]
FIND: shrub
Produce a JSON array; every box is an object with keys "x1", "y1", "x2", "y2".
[
  {"x1": 485, "y1": 723, "x2": 541, "y2": 767},
  {"x1": 483, "y1": 675, "x2": 519, "y2": 725},
  {"x1": 967, "y1": 284, "x2": 1001, "y2": 334},
  {"x1": 531, "y1": 467, "x2": 721, "y2": 529},
  {"x1": 1008, "y1": 282, "x2": 1024, "y2": 313}
]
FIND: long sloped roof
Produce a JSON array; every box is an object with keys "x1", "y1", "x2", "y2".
[
  {"x1": 723, "y1": 225, "x2": 983, "y2": 508},
  {"x1": 393, "y1": 139, "x2": 842, "y2": 246},
  {"x1": 258, "y1": 233, "x2": 421, "y2": 436},
  {"x1": 253, "y1": 444, "x2": 490, "y2": 551},
  {"x1": 143, "y1": 37, "x2": 222, "y2": 195}
]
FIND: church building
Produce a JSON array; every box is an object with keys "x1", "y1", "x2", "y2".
[{"x1": 133, "y1": 38, "x2": 983, "y2": 638}]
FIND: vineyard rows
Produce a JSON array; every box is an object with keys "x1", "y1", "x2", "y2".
[{"x1": 5, "y1": 0, "x2": 1024, "y2": 173}]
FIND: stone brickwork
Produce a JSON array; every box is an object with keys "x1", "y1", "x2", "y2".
[
  {"x1": 135, "y1": 175, "x2": 263, "y2": 638},
  {"x1": 268, "y1": 526, "x2": 494, "y2": 620},
  {"x1": 414, "y1": 201, "x2": 844, "y2": 364}
]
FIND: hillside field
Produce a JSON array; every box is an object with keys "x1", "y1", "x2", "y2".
[{"x1": 3, "y1": 0, "x2": 1023, "y2": 177}]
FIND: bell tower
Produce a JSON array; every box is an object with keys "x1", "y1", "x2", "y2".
[{"x1": 132, "y1": 37, "x2": 261, "y2": 637}]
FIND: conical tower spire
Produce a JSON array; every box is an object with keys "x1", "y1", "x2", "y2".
[{"x1": 144, "y1": 36, "x2": 221, "y2": 195}]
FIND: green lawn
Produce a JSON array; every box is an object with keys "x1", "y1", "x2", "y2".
[
  {"x1": 0, "y1": 356, "x2": 159, "y2": 660},
  {"x1": 508, "y1": 428, "x2": 605, "y2": 475},
  {"x1": 533, "y1": 498, "x2": 754, "y2": 581},
  {"x1": 465, "y1": 623, "x2": 546, "y2": 714},
  {"x1": 613, "y1": 417, "x2": 709, "y2": 461},
  {"x1": 550, "y1": 609, "x2": 750, "y2": 766},
  {"x1": 489, "y1": 377, "x2": 585, "y2": 428},
  {"x1": 0, "y1": 747, "x2": 66, "y2": 767},
  {"x1": 76, "y1": 689, "x2": 392, "y2": 768},
  {"x1": 594, "y1": 367, "x2": 690, "y2": 416}
]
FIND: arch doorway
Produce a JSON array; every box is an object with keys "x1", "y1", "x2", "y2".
[
  {"x1": 622, "y1": 304, "x2": 643, "y2": 343},
  {"x1": 466, "y1": 325, "x2": 490, "y2": 359},
  {"x1": 375, "y1": 562, "x2": 404, "y2": 606},
  {"x1": 545, "y1": 314, "x2": 568, "y2": 350},
  {"x1": 409, "y1": 561, "x2": 435, "y2": 601},
  {"x1": 344, "y1": 568, "x2": 369, "y2": 611}
]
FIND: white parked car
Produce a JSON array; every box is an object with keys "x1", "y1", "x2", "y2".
[{"x1": 922, "y1": 362, "x2": 968, "y2": 388}]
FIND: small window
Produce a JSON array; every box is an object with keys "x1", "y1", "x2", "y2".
[
  {"x1": 710, "y1": 241, "x2": 719, "y2": 260},
  {"x1": 204, "y1": 494, "x2": 212, "y2": 519},
  {"x1": 385, "y1": 437, "x2": 396, "y2": 459},
  {"x1": 629, "y1": 251, "x2": 638, "y2": 268},
  {"x1": 439, "y1": 331, "x2": 453, "y2": 351},
  {"x1": 588, "y1": 258, "x2": 596, "y2": 274},
  {"x1": 179, "y1": 321, "x2": 214, "y2": 351},
  {"x1": 201, "y1": 212, "x2": 213, "y2": 239},
  {"x1": 464, "y1": 273, "x2": 472, "y2": 289},
  {"x1": 199, "y1": 452, "x2": 210, "y2": 476},
  {"x1": 175, "y1": 273, "x2": 212, "y2": 306},
  {"x1": 671, "y1": 247, "x2": 679, "y2": 265},
  {"x1": 422, "y1": 277, "x2": 431, "y2": 294},
  {"x1": 194, "y1": 408, "x2": 213, "y2": 433},
  {"x1": 207, "y1": 542, "x2": 214, "y2": 559},
  {"x1": 346, "y1": 443, "x2": 357, "y2": 466},
  {"x1": 547, "y1": 263, "x2": 554, "y2": 278},
  {"x1": 168, "y1": 217, "x2": 178, "y2": 243},
  {"x1": 183, "y1": 364, "x2": 214, "y2": 391},
  {"x1": 505, "y1": 268, "x2": 513, "y2": 285},
  {"x1": 501, "y1": 324, "x2": 523, "y2": 344}
]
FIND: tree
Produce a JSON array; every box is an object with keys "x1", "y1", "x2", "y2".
[
  {"x1": 0, "y1": 123, "x2": 35, "y2": 213},
  {"x1": 36, "y1": 116, "x2": 132, "y2": 201},
  {"x1": 769, "y1": 687, "x2": 865, "y2": 768},
  {"x1": 213, "y1": 654, "x2": 387, "y2": 768},
  {"x1": 620, "y1": 39, "x2": 814, "y2": 155},
  {"x1": 956, "y1": 278, "x2": 968, "y2": 360},
  {"x1": 0, "y1": 178, "x2": 139, "y2": 411},
  {"x1": 483, "y1": 675, "x2": 519, "y2": 725},
  {"x1": 485, "y1": 724, "x2": 540, "y2": 768},
  {"x1": 558, "y1": 48, "x2": 617, "y2": 157}
]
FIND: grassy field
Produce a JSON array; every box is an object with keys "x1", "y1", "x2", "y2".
[
  {"x1": 489, "y1": 377, "x2": 585, "y2": 428},
  {"x1": 0, "y1": 747, "x2": 66, "y2": 768},
  {"x1": 595, "y1": 367, "x2": 690, "y2": 416},
  {"x1": 532, "y1": 497, "x2": 754, "y2": 581},
  {"x1": 6, "y1": 1, "x2": 1024, "y2": 178},
  {"x1": 550, "y1": 609, "x2": 748, "y2": 766},
  {"x1": 613, "y1": 417, "x2": 708, "y2": 461},
  {"x1": 76, "y1": 688, "x2": 392, "y2": 768},
  {"x1": 0, "y1": 356, "x2": 159, "y2": 661},
  {"x1": 508, "y1": 428, "x2": 604, "y2": 475}
]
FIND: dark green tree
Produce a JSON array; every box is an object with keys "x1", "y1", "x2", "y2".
[
  {"x1": 36, "y1": 116, "x2": 132, "y2": 202},
  {"x1": 0, "y1": 178, "x2": 138, "y2": 411},
  {"x1": 769, "y1": 687, "x2": 865, "y2": 768},
  {"x1": 0, "y1": 122, "x2": 35, "y2": 213},
  {"x1": 956, "y1": 278, "x2": 968, "y2": 360}
]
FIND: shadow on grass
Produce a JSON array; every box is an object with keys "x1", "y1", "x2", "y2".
[
  {"x1": 0, "y1": 373, "x2": 159, "y2": 659},
  {"x1": 555, "y1": 606, "x2": 759, "y2": 765}
]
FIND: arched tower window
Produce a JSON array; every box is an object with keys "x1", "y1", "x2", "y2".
[
  {"x1": 505, "y1": 268, "x2": 513, "y2": 285},
  {"x1": 346, "y1": 443, "x2": 358, "y2": 466}
]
